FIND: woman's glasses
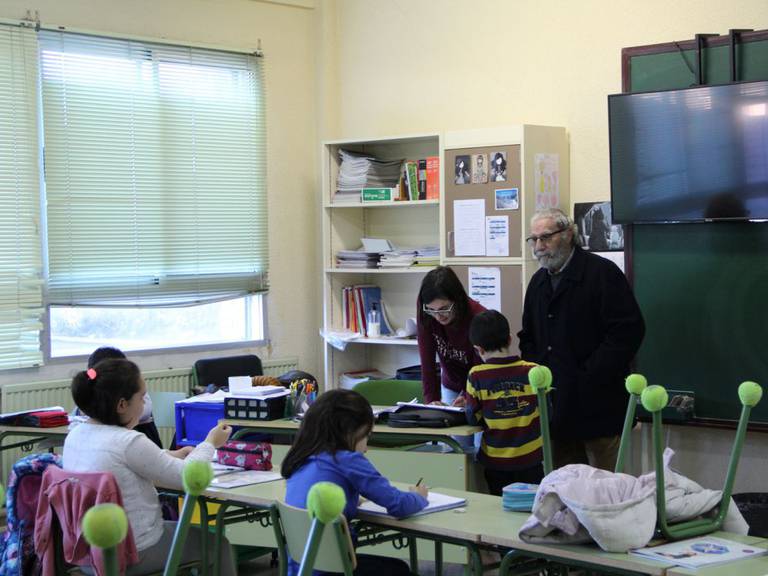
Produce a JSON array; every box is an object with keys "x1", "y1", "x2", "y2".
[
  {"x1": 422, "y1": 303, "x2": 454, "y2": 317},
  {"x1": 525, "y1": 227, "x2": 567, "y2": 247}
]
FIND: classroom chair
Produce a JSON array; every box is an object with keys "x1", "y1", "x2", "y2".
[
  {"x1": 353, "y1": 379, "x2": 423, "y2": 449},
  {"x1": 274, "y1": 502, "x2": 356, "y2": 576},
  {"x1": 193, "y1": 353, "x2": 263, "y2": 392}
]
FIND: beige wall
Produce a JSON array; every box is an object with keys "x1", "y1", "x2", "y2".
[
  {"x1": 319, "y1": 0, "x2": 768, "y2": 492},
  {"x1": 0, "y1": 0, "x2": 322, "y2": 384}
]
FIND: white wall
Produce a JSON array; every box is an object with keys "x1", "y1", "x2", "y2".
[
  {"x1": 318, "y1": 0, "x2": 768, "y2": 492},
  {"x1": 0, "y1": 0, "x2": 322, "y2": 384}
]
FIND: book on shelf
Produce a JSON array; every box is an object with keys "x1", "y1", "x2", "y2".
[
  {"x1": 342, "y1": 285, "x2": 394, "y2": 336},
  {"x1": 404, "y1": 161, "x2": 419, "y2": 201},
  {"x1": 358, "y1": 491, "x2": 466, "y2": 519},
  {"x1": 630, "y1": 536, "x2": 767, "y2": 568},
  {"x1": 426, "y1": 156, "x2": 440, "y2": 200},
  {"x1": 334, "y1": 149, "x2": 403, "y2": 203},
  {"x1": 417, "y1": 159, "x2": 427, "y2": 200}
]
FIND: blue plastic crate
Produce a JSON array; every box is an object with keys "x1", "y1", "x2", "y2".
[{"x1": 175, "y1": 400, "x2": 224, "y2": 447}]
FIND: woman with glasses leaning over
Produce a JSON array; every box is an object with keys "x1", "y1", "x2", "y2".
[{"x1": 417, "y1": 266, "x2": 486, "y2": 406}]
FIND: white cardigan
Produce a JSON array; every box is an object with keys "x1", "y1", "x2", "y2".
[{"x1": 63, "y1": 422, "x2": 214, "y2": 551}]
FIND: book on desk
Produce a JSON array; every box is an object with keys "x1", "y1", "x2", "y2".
[
  {"x1": 630, "y1": 536, "x2": 767, "y2": 568},
  {"x1": 358, "y1": 491, "x2": 466, "y2": 519}
]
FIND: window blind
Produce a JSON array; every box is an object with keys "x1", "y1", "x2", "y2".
[
  {"x1": 40, "y1": 31, "x2": 268, "y2": 306},
  {"x1": 0, "y1": 24, "x2": 43, "y2": 369}
]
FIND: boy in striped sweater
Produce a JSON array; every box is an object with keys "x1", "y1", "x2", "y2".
[{"x1": 466, "y1": 310, "x2": 544, "y2": 495}]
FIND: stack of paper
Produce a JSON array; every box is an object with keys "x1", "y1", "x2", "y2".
[
  {"x1": 502, "y1": 482, "x2": 538, "y2": 512},
  {"x1": 336, "y1": 249, "x2": 381, "y2": 268},
  {"x1": 335, "y1": 149, "x2": 403, "y2": 203},
  {"x1": 379, "y1": 249, "x2": 417, "y2": 268},
  {"x1": 414, "y1": 246, "x2": 440, "y2": 266}
]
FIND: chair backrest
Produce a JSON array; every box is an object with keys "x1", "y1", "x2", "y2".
[
  {"x1": 35, "y1": 468, "x2": 138, "y2": 575},
  {"x1": 148, "y1": 391, "x2": 187, "y2": 428},
  {"x1": 194, "y1": 354, "x2": 262, "y2": 390},
  {"x1": 276, "y1": 502, "x2": 356, "y2": 574},
  {"x1": 352, "y1": 379, "x2": 423, "y2": 405}
]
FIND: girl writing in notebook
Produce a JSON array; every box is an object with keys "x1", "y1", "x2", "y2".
[
  {"x1": 282, "y1": 389, "x2": 428, "y2": 576},
  {"x1": 63, "y1": 358, "x2": 236, "y2": 575}
]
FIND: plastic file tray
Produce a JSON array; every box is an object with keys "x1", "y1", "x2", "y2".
[
  {"x1": 224, "y1": 395, "x2": 286, "y2": 421},
  {"x1": 175, "y1": 401, "x2": 224, "y2": 446}
]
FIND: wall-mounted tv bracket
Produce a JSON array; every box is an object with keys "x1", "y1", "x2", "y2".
[{"x1": 729, "y1": 29, "x2": 753, "y2": 82}]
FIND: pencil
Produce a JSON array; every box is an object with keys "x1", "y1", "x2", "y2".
[{"x1": 415, "y1": 477, "x2": 424, "y2": 487}]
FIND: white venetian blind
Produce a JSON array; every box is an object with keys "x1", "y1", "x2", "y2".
[
  {"x1": 0, "y1": 24, "x2": 43, "y2": 369},
  {"x1": 40, "y1": 31, "x2": 268, "y2": 306}
]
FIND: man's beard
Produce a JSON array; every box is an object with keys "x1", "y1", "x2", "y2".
[{"x1": 535, "y1": 245, "x2": 570, "y2": 272}]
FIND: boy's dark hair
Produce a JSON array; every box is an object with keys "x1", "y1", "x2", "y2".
[
  {"x1": 417, "y1": 266, "x2": 470, "y2": 324},
  {"x1": 281, "y1": 389, "x2": 374, "y2": 478},
  {"x1": 87, "y1": 346, "x2": 126, "y2": 369},
  {"x1": 469, "y1": 310, "x2": 510, "y2": 353},
  {"x1": 71, "y1": 358, "x2": 141, "y2": 426}
]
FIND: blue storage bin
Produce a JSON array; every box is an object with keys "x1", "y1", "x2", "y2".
[{"x1": 175, "y1": 400, "x2": 224, "y2": 446}]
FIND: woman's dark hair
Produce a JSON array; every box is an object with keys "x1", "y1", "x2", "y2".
[
  {"x1": 469, "y1": 310, "x2": 510, "y2": 352},
  {"x1": 71, "y1": 358, "x2": 142, "y2": 426},
  {"x1": 87, "y1": 346, "x2": 126, "y2": 369},
  {"x1": 281, "y1": 389, "x2": 374, "y2": 478},
  {"x1": 417, "y1": 266, "x2": 470, "y2": 325}
]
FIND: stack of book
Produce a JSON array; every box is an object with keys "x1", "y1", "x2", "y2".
[
  {"x1": 378, "y1": 249, "x2": 417, "y2": 268},
  {"x1": 335, "y1": 149, "x2": 403, "y2": 203},
  {"x1": 414, "y1": 246, "x2": 440, "y2": 266},
  {"x1": 502, "y1": 482, "x2": 538, "y2": 512},
  {"x1": 400, "y1": 156, "x2": 440, "y2": 201}
]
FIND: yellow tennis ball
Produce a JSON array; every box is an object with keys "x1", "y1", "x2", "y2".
[
  {"x1": 306, "y1": 482, "x2": 346, "y2": 524},
  {"x1": 528, "y1": 365, "x2": 552, "y2": 392},
  {"x1": 641, "y1": 385, "x2": 669, "y2": 413},
  {"x1": 738, "y1": 381, "x2": 763, "y2": 407},
  {"x1": 183, "y1": 460, "x2": 214, "y2": 496},
  {"x1": 625, "y1": 373, "x2": 648, "y2": 396},
  {"x1": 82, "y1": 504, "x2": 128, "y2": 549}
]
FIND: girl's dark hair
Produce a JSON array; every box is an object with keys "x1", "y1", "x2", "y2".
[
  {"x1": 281, "y1": 389, "x2": 374, "y2": 478},
  {"x1": 417, "y1": 266, "x2": 470, "y2": 325},
  {"x1": 71, "y1": 358, "x2": 142, "y2": 426}
]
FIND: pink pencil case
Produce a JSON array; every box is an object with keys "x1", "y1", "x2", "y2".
[{"x1": 216, "y1": 440, "x2": 272, "y2": 471}]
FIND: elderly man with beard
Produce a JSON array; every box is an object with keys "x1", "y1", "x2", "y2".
[{"x1": 517, "y1": 208, "x2": 645, "y2": 471}]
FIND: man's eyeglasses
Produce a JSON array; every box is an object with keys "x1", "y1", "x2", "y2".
[
  {"x1": 422, "y1": 303, "x2": 454, "y2": 317},
  {"x1": 525, "y1": 227, "x2": 567, "y2": 247}
]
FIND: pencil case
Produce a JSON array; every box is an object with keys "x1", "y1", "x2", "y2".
[{"x1": 215, "y1": 440, "x2": 272, "y2": 471}]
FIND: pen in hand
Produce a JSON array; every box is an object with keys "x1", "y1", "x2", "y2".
[{"x1": 416, "y1": 477, "x2": 424, "y2": 487}]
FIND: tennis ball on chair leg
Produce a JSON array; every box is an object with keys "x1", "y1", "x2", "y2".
[
  {"x1": 738, "y1": 381, "x2": 763, "y2": 407},
  {"x1": 625, "y1": 373, "x2": 648, "y2": 396},
  {"x1": 641, "y1": 385, "x2": 669, "y2": 413},
  {"x1": 307, "y1": 482, "x2": 346, "y2": 524},
  {"x1": 183, "y1": 459, "x2": 214, "y2": 496},
  {"x1": 528, "y1": 365, "x2": 552, "y2": 392},
  {"x1": 82, "y1": 504, "x2": 129, "y2": 549}
]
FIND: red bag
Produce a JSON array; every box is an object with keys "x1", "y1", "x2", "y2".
[{"x1": 215, "y1": 440, "x2": 272, "y2": 471}]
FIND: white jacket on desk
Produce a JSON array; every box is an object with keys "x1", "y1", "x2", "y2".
[{"x1": 519, "y1": 448, "x2": 748, "y2": 552}]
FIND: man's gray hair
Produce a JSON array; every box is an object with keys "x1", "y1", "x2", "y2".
[{"x1": 530, "y1": 208, "x2": 581, "y2": 247}]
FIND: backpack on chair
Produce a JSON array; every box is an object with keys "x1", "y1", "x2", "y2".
[{"x1": 0, "y1": 453, "x2": 62, "y2": 576}]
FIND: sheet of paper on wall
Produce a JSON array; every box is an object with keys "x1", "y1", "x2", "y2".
[
  {"x1": 485, "y1": 215, "x2": 509, "y2": 257},
  {"x1": 534, "y1": 153, "x2": 560, "y2": 209},
  {"x1": 453, "y1": 198, "x2": 485, "y2": 256},
  {"x1": 468, "y1": 267, "x2": 501, "y2": 312},
  {"x1": 595, "y1": 251, "x2": 625, "y2": 274}
]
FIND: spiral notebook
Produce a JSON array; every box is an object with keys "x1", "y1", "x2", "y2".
[{"x1": 358, "y1": 491, "x2": 466, "y2": 519}]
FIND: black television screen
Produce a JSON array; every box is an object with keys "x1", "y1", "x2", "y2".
[{"x1": 609, "y1": 80, "x2": 768, "y2": 223}]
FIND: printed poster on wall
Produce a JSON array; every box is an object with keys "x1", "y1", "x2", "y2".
[
  {"x1": 534, "y1": 153, "x2": 560, "y2": 209},
  {"x1": 485, "y1": 216, "x2": 509, "y2": 257},
  {"x1": 468, "y1": 267, "x2": 501, "y2": 312},
  {"x1": 454, "y1": 198, "x2": 485, "y2": 256}
]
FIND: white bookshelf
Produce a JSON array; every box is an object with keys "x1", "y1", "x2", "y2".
[{"x1": 321, "y1": 133, "x2": 441, "y2": 389}]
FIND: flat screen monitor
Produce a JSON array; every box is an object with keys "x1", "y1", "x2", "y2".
[{"x1": 609, "y1": 80, "x2": 768, "y2": 224}]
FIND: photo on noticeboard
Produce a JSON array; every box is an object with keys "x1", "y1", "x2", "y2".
[
  {"x1": 454, "y1": 155, "x2": 471, "y2": 185},
  {"x1": 471, "y1": 153, "x2": 488, "y2": 184},
  {"x1": 573, "y1": 201, "x2": 624, "y2": 252}
]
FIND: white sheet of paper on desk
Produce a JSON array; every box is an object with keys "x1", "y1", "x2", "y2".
[
  {"x1": 358, "y1": 491, "x2": 466, "y2": 518},
  {"x1": 177, "y1": 390, "x2": 227, "y2": 404},
  {"x1": 210, "y1": 470, "x2": 282, "y2": 489},
  {"x1": 228, "y1": 376, "x2": 252, "y2": 393}
]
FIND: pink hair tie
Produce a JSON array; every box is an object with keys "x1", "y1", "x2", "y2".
[{"x1": 86, "y1": 368, "x2": 97, "y2": 380}]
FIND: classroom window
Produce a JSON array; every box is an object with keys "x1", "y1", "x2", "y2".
[
  {"x1": 49, "y1": 293, "x2": 265, "y2": 358},
  {"x1": 36, "y1": 31, "x2": 269, "y2": 358}
]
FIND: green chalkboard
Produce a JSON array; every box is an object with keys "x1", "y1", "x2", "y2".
[{"x1": 625, "y1": 31, "x2": 768, "y2": 423}]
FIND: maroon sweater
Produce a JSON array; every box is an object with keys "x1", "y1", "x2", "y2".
[{"x1": 417, "y1": 298, "x2": 486, "y2": 404}]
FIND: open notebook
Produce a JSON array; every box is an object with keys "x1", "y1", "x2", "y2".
[{"x1": 358, "y1": 491, "x2": 466, "y2": 519}]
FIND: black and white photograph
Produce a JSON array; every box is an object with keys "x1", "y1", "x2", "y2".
[
  {"x1": 495, "y1": 188, "x2": 519, "y2": 210},
  {"x1": 454, "y1": 155, "x2": 471, "y2": 185},
  {"x1": 574, "y1": 201, "x2": 624, "y2": 251},
  {"x1": 490, "y1": 150, "x2": 507, "y2": 182},
  {"x1": 471, "y1": 153, "x2": 488, "y2": 184}
]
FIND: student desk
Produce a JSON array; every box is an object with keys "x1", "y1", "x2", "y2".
[
  {"x1": 666, "y1": 552, "x2": 768, "y2": 576},
  {"x1": 0, "y1": 425, "x2": 69, "y2": 477}
]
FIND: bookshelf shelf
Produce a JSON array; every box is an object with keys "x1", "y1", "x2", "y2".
[
  {"x1": 324, "y1": 199, "x2": 440, "y2": 209},
  {"x1": 322, "y1": 133, "x2": 441, "y2": 389},
  {"x1": 325, "y1": 267, "x2": 436, "y2": 274}
]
